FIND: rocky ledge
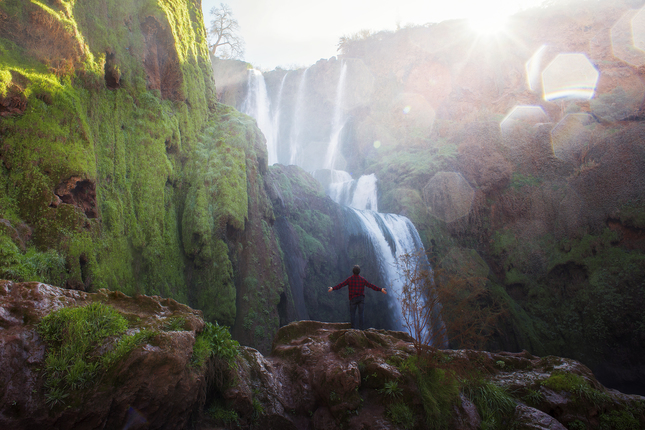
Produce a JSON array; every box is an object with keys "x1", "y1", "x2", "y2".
[{"x1": 1, "y1": 281, "x2": 643, "y2": 430}]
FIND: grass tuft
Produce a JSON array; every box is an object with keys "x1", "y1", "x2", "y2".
[{"x1": 37, "y1": 302, "x2": 156, "y2": 407}]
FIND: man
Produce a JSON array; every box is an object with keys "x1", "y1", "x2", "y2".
[{"x1": 328, "y1": 265, "x2": 387, "y2": 330}]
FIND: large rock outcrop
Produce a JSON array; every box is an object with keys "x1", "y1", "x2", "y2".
[
  {"x1": 0, "y1": 280, "x2": 205, "y2": 429},
  {"x1": 3, "y1": 282, "x2": 643, "y2": 430}
]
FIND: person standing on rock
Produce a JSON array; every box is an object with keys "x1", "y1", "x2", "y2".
[{"x1": 328, "y1": 265, "x2": 387, "y2": 330}]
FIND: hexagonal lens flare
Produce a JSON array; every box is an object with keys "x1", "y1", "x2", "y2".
[
  {"x1": 633, "y1": 8, "x2": 645, "y2": 52},
  {"x1": 550, "y1": 113, "x2": 595, "y2": 163},
  {"x1": 526, "y1": 45, "x2": 548, "y2": 92},
  {"x1": 542, "y1": 53, "x2": 599, "y2": 101},
  {"x1": 500, "y1": 105, "x2": 549, "y2": 139},
  {"x1": 611, "y1": 9, "x2": 645, "y2": 67},
  {"x1": 423, "y1": 172, "x2": 474, "y2": 223}
]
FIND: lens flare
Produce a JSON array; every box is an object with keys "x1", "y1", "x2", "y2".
[
  {"x1": 542, "y1": 53, "x2": 599, "y2": 101},
  {"x1": 500, "y1": 105, "x2": 549, "y2": 142},
  {"x1": 550, "y1": 113, "x2": 595, "y2": 163},
  {"x1": 611, "y1": 9, "x2": 645, "y2": 66},
  {"x1": 423, "y1": 172, "x2": 474, "y2": 223}
]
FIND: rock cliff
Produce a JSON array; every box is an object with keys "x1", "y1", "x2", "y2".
[
  {"x1": 0, "y1": 0, "x2": 292, "y2": 353},
  {"x1": 214, "y1": 0, "x2": 645, "y2": 394},
  {"x1": 1, "y1": 282, "x2": 643, "y2": 430}
]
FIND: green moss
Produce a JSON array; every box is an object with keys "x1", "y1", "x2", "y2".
[{"x1": 0, "y1": 0, "x2": 228, "y2": 319}]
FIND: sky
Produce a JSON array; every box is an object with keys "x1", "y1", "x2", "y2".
[{"x1": 201, "y1": 0, "x2": 547, "y2": 70}]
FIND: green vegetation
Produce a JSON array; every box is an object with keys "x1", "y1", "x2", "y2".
[
  {"x1": 599, "y1": 409, "x2": 640, "y2": 430},
  {"x1": 0, "y1": 0, "x2": 259, "y2": 329},
  {"x1": 385, "y1": 402, "x2": 415, "y2": 429},
  {"x1": 191, "y1": 321, "x2": 239, "y2": 368},
  {"x1": 399, "y1": 355, "x2": 460, "y2": 429},
  {"x1": 462, "y1": 380, "x2": 515, "y2": 430},
  {"x1": 162, "y1": 316, "x2": 186, "y2": 331},
  {"x1": 206, "y1": 401, "x2": 240, "y2": 426},
  {"x1": 541, "y1": 372, "x2": 610, "y2": 407},
  {"x1": 378, "y1": 380, "x2": 403, "y2": 399},
  {"x1": 37, "y1": 302, "x2": 156, "y2": 408},
  {"x1": 0, "y1": 237, "x2": 66, "y2": 285},
  {"x1": 509, "y1": 172, "x2": 542, "y2": 190}
]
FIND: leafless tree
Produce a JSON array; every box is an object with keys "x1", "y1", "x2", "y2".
[
  {"x1": 208, "y1": 3, "x2": 245, "y2": 60},
  {"x1": 397, "y1": 250, "x2": 448, "y2": 355},
  {"x1": 398, "y1": 249, "x2": 508, "y2": 354}
]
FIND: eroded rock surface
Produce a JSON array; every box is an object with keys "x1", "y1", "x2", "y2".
[
  {"x1": 0, "y1": 281, "x2": 204, "y2": 430},
  {"x1": 2, "y1": 284, "x2": 644, "y2": 430}
]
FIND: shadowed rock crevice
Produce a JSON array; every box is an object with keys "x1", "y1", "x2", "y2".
[
  {"x1": 141, "y1": 16, "x2": 183, "y2": 101},
  {"x1": 52, "y1": 177, "x2": 97, "y2": 219},
  {"x1": 104, "y1": 51, "x2": 120, "y2": 89}
]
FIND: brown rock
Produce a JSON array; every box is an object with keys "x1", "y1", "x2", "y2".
[{"x1": 0, "y1": 281, "x2": 205, "y2": 430}]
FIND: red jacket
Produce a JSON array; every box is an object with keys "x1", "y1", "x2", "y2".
[{"x1": 332, "y1": 274, "x2": 382, "y2": 300}]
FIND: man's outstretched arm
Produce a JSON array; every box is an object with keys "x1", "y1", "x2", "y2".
[
  {"x1": 328, "y1": 278, "x2": 349, "y2": 292},
  {"x1": 365, "y1": 280, "x2": 387, "y2": 294}
]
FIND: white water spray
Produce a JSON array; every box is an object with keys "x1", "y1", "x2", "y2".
[
  {"x1": 241, "y1": 69, "x2": 278, "y2": 165},
  {"x1": 324, "y1": 62, "x2": 348, "y2": 170},
  {"x1": 289, "y1": 68, "x2": 309, "y2": 166},
  {"x1": 271, "y1": 72, "x2": 288, "y2": 165}
]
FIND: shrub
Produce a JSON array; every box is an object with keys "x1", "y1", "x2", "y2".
[
  {"x1": 191, "y1": 321, "x2": 239, "y2": 368},
  {"x1": 378, "y1": 380, "x2": 403, "y2": 399},
  {"x1": 400, "y1": 355, "x2": 460, "y2": 429},
  {"x1": 599, "y1": 410, "x2": 639, "y2": 430}
]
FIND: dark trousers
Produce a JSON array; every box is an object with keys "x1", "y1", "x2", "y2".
[{"x1": 350, "y1": 295, "x2": 365, "y2": 330}]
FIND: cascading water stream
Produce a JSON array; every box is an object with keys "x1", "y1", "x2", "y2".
[
  {"x1": 241, "y1": 69, "x2": 278, "y2": 164},
  {"x1": 239, "y1": 66, "x2": 447, "y2": 347},
  {"x1": 289, "y1": 68, "x2": 309, "y2": 166},
  {"x1": 324, "y1": 62, "x2": 348, "y2": 170},
  {"x1": 270, "y1": 72, "x2": 288, "y2": 164}
]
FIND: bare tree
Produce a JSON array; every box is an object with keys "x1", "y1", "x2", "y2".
[
  {"x1": 397, "y1": 249, "x2": 508, "y2": 354},
  {"x1": 397, "y1": 250, "x2": 448, "y2": 355},
  {"x1": 208, "y1": 3, "x2": 245, "y2": 60}
]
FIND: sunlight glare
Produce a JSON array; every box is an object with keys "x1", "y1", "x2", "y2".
[{"x1": 468, "y1": 11, "x2": 509, "y2": 35}]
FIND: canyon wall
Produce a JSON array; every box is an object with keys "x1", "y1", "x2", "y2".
[{"x1": 214, "y1": 0, "x2": 645, "y2": 393}]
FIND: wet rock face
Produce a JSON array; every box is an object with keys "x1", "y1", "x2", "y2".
[
  {"x1": 221, "y1": 321, "x2": 645, "y2": 430},
  {"x1": 0, "y1": 281, "x2": 205, "y2": 430},
  {"x1": 2, "y1": 293, "x2": 644, "y2": 430}
]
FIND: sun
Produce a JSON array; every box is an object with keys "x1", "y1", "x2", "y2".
[{"x1": 468, "y1": 13, "x2": 509, "y2": 35}]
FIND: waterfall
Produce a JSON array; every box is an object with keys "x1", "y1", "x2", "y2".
[
  {"x1": 324, "y1": 62, "x2": 348, "y2": 170},
  {"x1": 271, "y1": 72, "x2": 288, "y2": 165},
  {"x1": 237, "y1": 64, "x2": 447, "y2": 347},
  {"x1": 241, "y1": 69, "x2": 278, "y2": 164},
  {"x1": 289, "y1": 68, "x2": 309, "y2": 166},
  {"x1": 338, "y1": 188, "x2": 447, "y2": 347}
]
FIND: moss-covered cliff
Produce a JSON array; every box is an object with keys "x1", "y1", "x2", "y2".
[{"x1": 0, "y1": 0, "x2": 288, "y2": 351}]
